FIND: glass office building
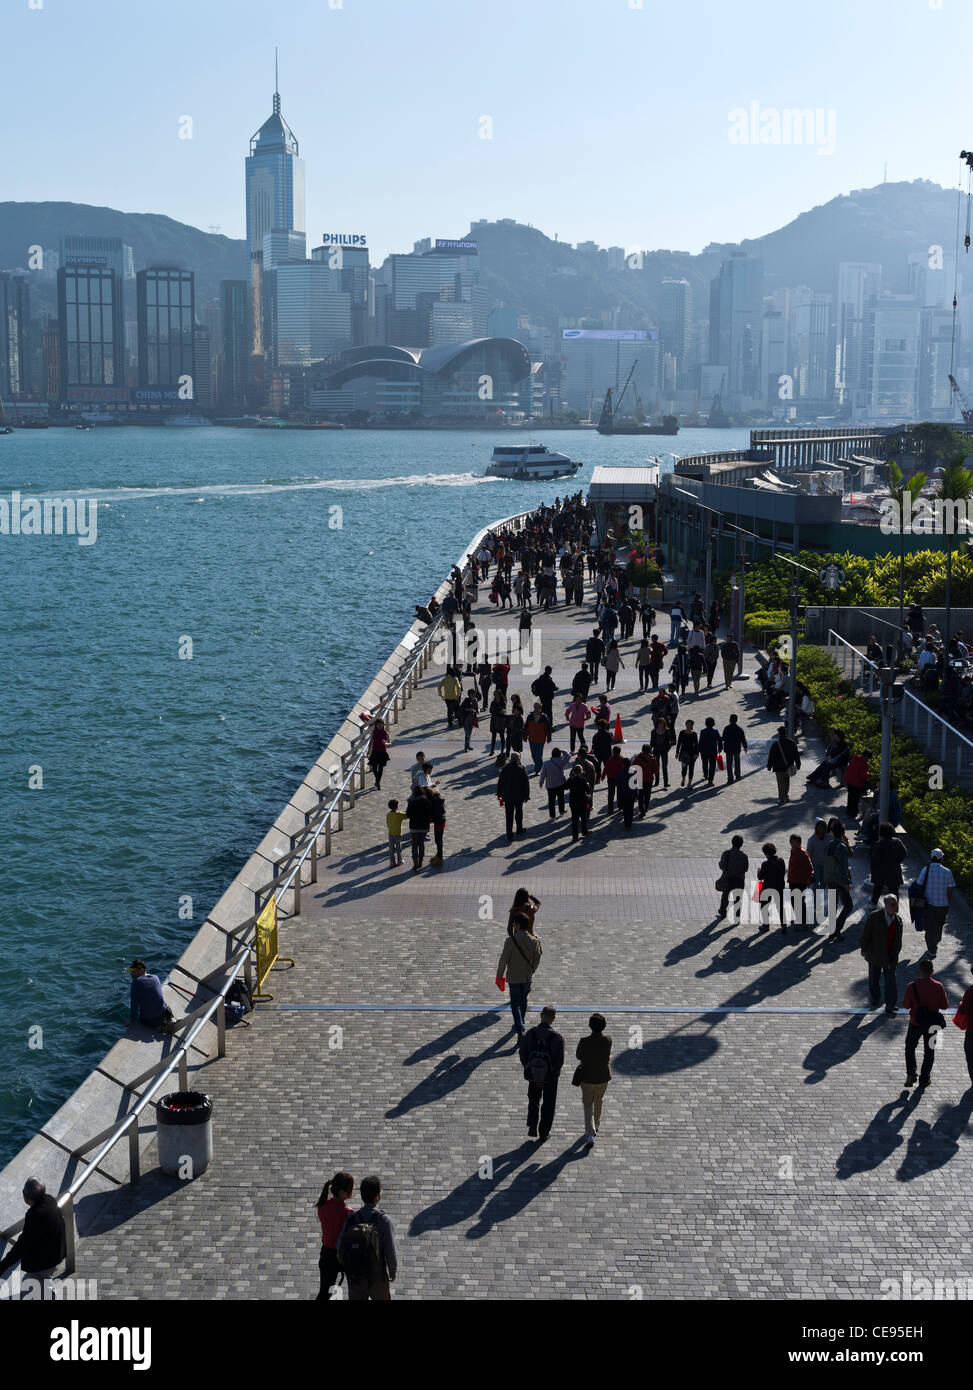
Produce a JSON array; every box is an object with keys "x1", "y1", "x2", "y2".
[
  {"x1": 0, "y1": 273, "x2": 32, "y2": 398},
  {"x1": 136, "y1": 267, "x2": 196, "y2": 389},
  {"x1": 57, "y1": 262, "x2": 125, "y2": 389},
  {"x1": 220, "y1": 280, "x2": 251, "y2": 413}
]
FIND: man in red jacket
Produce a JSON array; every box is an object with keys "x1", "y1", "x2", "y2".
[{"x1": 902, "y1": 959, "x2": 949, "y2": 1089}]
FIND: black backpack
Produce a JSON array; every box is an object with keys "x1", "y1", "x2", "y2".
[
  {"x1": 524, "y1": 1031, "x2": 552, "y2": 1085},
  {"x1": 339, "y1": 1212, "x2": 384, "y2": 1281}
]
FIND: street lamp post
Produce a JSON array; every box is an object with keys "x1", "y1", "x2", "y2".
[
  {"x1": 878, "y1": 666, "x2": 895, "y2": 824},
  {"x1": 786, "y1": 572, "x2": 799, "y2": 739}
]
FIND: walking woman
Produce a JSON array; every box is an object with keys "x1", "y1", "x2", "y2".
[
  {"x1": 649, "y1": 716, "x2": 673, "y2": 789},
  {"x1": 315, "y1": 1170, "x2": 354, "y2": 1301},
  {"x1": 506, "y1": 696, "x2": 526, "y2": 757},
  {"x1": 367, "y1": 718, "x2": 391, "y2": 790},
  {"x1": 496, "y1": 912, "x2": 541, "y2": 1037},
  {"x1": 635, "y1": 638, "x2": 653, "y2": 692},
  {"x1": 676, "y1": 719, "x2": 699, "y2": 787},
  {"x1": 575, "y1": 1013, "x2": 612, "y2": 1148},
  {"x1": 476, "y1": 659, "x2": 493, "y2": 710},
  {"x1": 460, "y1": 689, "x2": 479, "y2": 752},
  {"x1": 489, "y1": 689, "x2": 508, "y2": 756},
  {"x1": 603, "y1": 639, "x2": 624, "y2": 692},
  {"x1": 703, "y1": 632, "x2": 720, "y2": 689},
  {"x1": 716, "y1": 834, "x2": 749, "y2": 921},
  {"x1": 507, "y1": 887, "x2": 541, "y2": 932}
]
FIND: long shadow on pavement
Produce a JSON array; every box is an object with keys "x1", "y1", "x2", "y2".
[
  {"x1": 896, "y1": 1090, "x2": 973, "y2": 1181},
  {"x1": 386, "y1": 1030, "x2": 519, "y2": 1119},
  {"x1": 466, "y1": 1139, "x2": 588, "y2": 1237},
  {"x1": 835, "y1": 1091, "x2": 923, "y2": 1178}
]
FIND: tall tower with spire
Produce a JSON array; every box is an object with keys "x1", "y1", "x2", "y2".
[{"x1": 244, "y1": 52, "x2": 306, "y2": 365}]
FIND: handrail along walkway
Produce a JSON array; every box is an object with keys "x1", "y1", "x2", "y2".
[{"x1": 0, "y1": 506, "x2": 536, "y2": 1275}]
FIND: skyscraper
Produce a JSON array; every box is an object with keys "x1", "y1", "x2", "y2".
[
  {"x1": 835, "y1": 262, "x2": 882, "y2": 414},
  {"x1": 708, "y1": 253, "x2": 763, "y2": 402},
  {"x1": 245, "y1": 60, "x2": 306, "y2": 361},
  {"x1": 220, "y1": 280, "x2": 250, "y2": 413},
  {"x1": 136, "y1": 267, "x2": 196, "y2": 392},
  {"x1": 57, "y1": 261, "x2": 125, "y2": 398},
  {"x1": 659, "y1": 279, "x2": 693, "y2": 369},
  {"x1": 0, "y1": 273, "x2": 32, "y2": 398}
]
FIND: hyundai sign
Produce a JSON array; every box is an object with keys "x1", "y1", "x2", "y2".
[
  {"x1": 434, "y1": 239, "x2": 478, "y2": 253},
  {"x1": 562, "y1": 329, "x2": 658, "y2": 341}
]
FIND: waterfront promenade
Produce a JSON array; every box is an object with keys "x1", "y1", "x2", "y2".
[{"x1": 19, "y1": 559, "x2": 973, "y2": 1299}]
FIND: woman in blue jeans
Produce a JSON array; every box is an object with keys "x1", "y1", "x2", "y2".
[{"x1": 495, "y1": 913, "x2": 542, "y2": 1036}]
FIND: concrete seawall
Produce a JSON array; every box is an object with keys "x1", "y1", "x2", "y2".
[{"x1": 0, "y1": 506, "x2": 531, "y2": 1250}]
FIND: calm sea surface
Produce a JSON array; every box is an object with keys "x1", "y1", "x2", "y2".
[{"x1": 0, "y1": 423, "x2": 749, "y2": 1164}]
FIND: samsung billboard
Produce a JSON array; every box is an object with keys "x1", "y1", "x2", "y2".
[{"x1": 562, "y1": 329, "x2": 659, "y2": 341}]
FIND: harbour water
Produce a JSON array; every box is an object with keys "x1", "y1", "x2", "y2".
[{"x1": 0, "y1": 424, "x2": 748, "y2": 1165}]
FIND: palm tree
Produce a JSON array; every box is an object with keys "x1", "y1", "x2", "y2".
[
  {"x1": 887, "y1": 459, "x2": 927, "y2": 659},
  {"x1": 938, "y1": 453, "x2": 973, "y2": 647}
]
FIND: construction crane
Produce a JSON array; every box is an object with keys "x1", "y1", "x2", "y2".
[{"x1": 948, "y1": 374, "x2": 973, "y2": 425}]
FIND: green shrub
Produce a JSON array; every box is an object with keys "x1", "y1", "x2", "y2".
[
  {"x1": 720, "y1": 548, "x2": 973, "y2": 612},
  {"x1": 796, "y1": 648, "x2": 973, "y2": 892}
]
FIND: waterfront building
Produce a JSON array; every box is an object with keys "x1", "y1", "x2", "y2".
[
  {"x1": 193, "y1": 326, "x2": 213, "y2": 409},
  {"x1": 659, "y1": 278, "x2": 693, "y2": 370},
  {"x1": 42, "y1": 319, "x2": 61, "y2": 402},
  {"x1": 919, "y1": 306, "x2": 955, "y2": 419},
  {"x1": 789, "y1": 287, "x2": 834, "y2": 407},
  {"x1": 220, "y1": 279, "x2": 250, "y2": 413},
  {"x1": 312, "y1": 242, "x2": 370, "y2": 348},
  {"x1": 835, "y1": 261, "x2": 882, "y2": 414},
  {"x1": 559, "y1": 328, "x2": 660, "y2": 413},
  {"x1": 708, "y1": 253, "x2": 763, "y2": 405},
  {"x1": 866, "y1": 295, "x2": 921, "y2": 421},
  {"x1": 265, "y1": 261, "x2": 352, "y2": 366},
  {"x1": 136, "y1": 267, "x2": 196, "y2": 394},
  {"x1": 57, "y1": 261, "x2": 125, "y2": 401},
  {"x1": 374, "y1": 241, "x2": 484, "y2": 348},
  {"x1": 245, "y1": 75, "x2": 305, "y2": 361},
  {"x1": 306, "y1": 337, "x2": 531, "y2": 422},
  {"x1": 0, "y1": 273, "x2": 32, "y2": 398}
]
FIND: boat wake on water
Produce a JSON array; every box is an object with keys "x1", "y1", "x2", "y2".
[{"x1": 21, "y1": 472, "x2": 507, "y2": 504}]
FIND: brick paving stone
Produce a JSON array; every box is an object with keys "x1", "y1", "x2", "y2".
[{"x1": 68, "y1": 571, "x2": 973, "y2": 1300}]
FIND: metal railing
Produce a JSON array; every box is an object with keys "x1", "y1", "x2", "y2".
[
  {"x1": 0, "y1": 507, "x2": 536, "y2": 1278},
  {"x1": 827, "y1": 629, "x2": 973, "y2": 782}
]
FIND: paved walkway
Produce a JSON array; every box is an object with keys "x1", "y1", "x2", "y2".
[{"x1": 73, "y1": 572, "x2": 973, "y2": 1300}]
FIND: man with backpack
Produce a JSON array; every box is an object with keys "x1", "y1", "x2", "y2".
[
  {"x1": 766, "y1": 726, "x2": 800, "y2": 804},
  {"x1": 519, "y1": 1005, "x2": 565, "y2": 1141},
  {"x1": 337, "y1": 1175, "x2": 397, "y2": 1300}
]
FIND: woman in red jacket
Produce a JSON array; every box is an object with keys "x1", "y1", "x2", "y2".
[
  {"x1": 368, "y1": 719, "x2": 391, "y2": 790},
  {"x1": 316, "y1": 1171, "x2": 354, "y2": 1301},
  {"x1": 955, "y1": 986, "x2": 973, "y2": 1088},
  {"x1": 844, "y1": 750, "x2": 870, "y2": 819}
]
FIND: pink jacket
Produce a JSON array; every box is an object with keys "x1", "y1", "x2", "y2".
[{"x1": 565, "y1": 702, "x2": 594, "y2": 729}]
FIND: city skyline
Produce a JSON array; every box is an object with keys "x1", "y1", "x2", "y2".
[{"x1": 4, "y1": 0, "x2": 972, "y2": 265}]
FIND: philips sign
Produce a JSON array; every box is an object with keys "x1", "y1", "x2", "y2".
[{"x1": 321, "y1": 234, "x2": 367, "y2": 246}]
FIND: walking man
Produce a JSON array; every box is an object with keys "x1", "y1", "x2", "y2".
[
  {"x1": 721, "y1": 713, "x2": 748, "y2": 783},
  {"x1": 902, "y1": 959, "x2": 949, "y2": 1089},
  {"x1": 860, "y1": 894, "x2": 903, "y2": 1016},
  {"x1": 337, "y1": 1175, "x2": 397, "y2": 1301},
  {"x1": 585, "y1": 629, "x2": 605, "y2": 683},
  {"x1": 766, "y1": 726, "x2": 800, "y2": 804},
  {"x1": 539, "y1": 747, "x2": 571, "y2": 818},
  {"x1": 720, "y1": 635, "x2": 740, "y2": 689},
  {"x1": 698, "y1": 717, "x2": 722, "y2": 785},
  {"x1": 823, "y1": 820, "x2": 854, "y2": 941},
  {"x1": 498, "y1": 751, "x2": 531, "y2": 841},
  {"x1": 916, "y1": 848, "x2": 955, "y2": 960},
  {"x1": 519, "y1": 1005, "x2": 565, "y2": 1141}
]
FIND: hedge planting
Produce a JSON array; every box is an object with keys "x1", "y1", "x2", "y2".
[
  {"x1": 719, "y1": 548, "x2": 973, "y2": 612},
  {"x1": 795, "y1": 646, "x2": 973, "y2": 893}
]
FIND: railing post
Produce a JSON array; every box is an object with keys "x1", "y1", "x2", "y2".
[
  {"x1": 128, "y1": 1119, "x2": 140, "y2": 1185},
  {"x1": 941, "y1": 721, "x2": 947, "y2": 764},
  {"x1": 293, "y1": 866, "x2": 301, "y2": 916},
  {"x1": 358, "y1": 759, "x2": 366, "y2": 791},
  {"x1": 338, "y1": 792, "x2": 345, "y2": 830},
  {"x1": 325, "y1": 815, "x2": 333, "y2": 856},
  {"x1": 63, "y1": 1194, "x2": 77, "y2": 1276},
  {"x1": 217, "y1": 998, "x2": 226, "y2": 1058},
  {"x1": 348, "y1": 772, "x2": 355, "y2": 808},
  {"x1": 310, "y1": 838, "x2": 318, "y2": 884},
  {"x1": 392, "y1": 693, "x2": 399, "y2": 725},
  {"x1": 178, "y1": 1052, "x2": 188, "y2": 1092}
]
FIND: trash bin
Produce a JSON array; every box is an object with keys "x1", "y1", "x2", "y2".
[{"x1": 156, "y1": 1090, "x2": 213, "y2": 1178}]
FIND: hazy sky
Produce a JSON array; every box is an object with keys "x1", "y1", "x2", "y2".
[{"x1": 5, "y1": 0, "x2": 971, "y2": 261}]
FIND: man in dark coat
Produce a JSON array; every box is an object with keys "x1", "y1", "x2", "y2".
[
  {"x1": 859, "y1": 894, "x2": 903, "y2": 1016},
  {"x1": 498, "y1": 752, "x2": 531, "y2": 841},
  {"x1": 766, "y1": 726, "x2": 801, "y2": 804}
]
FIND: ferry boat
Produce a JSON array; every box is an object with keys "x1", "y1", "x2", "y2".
[{"x1": 486, "y1": 444, "x2": 581, "y2": 480}]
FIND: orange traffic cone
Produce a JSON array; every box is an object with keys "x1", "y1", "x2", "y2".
[{"x1": 613, "y1": 712, "x2": 624, "y2": 742}]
